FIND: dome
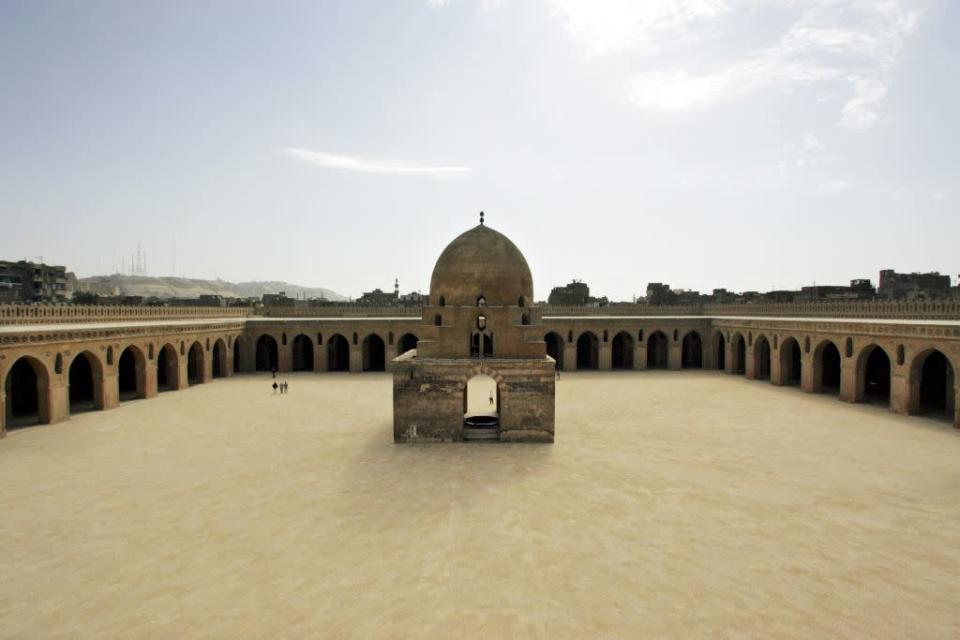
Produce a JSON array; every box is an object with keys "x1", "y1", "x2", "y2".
[{"x1": 429, "y1": 224, "x2": 533, "y2": 306}]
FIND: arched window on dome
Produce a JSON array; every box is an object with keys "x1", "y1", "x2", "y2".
[
  {"x1": 477, "y1": 295, "x2": 486, "y2": 307},
  {"x1": 434, "y1": 314, "x2": 442, "y2": 326},
  {"x1": 521, "y1": 314, "x2": 530, "y2": 326},
  {"x1": 438, "y1": 296, "x2": 445, "y2": 307},
  {"x1": 518, "y1": 296, "x2": 526, "y2": 308}
]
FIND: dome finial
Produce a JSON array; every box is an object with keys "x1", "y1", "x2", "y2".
[{"x1": 479, "y1": 211, "x2": 485, "y2": 226}]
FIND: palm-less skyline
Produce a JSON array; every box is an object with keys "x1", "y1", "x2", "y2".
[{"x1": 1, "y1": 0, "x2": 956, "y2": 300}]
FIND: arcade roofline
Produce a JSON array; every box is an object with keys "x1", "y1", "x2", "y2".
[{"x1": 2, "y1": 298, "x2": 960, "y2": 326}]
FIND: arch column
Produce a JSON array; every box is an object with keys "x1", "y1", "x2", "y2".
[
  {"x1": 703, "y1": 340, "x2": 715, "y2": 370},
  {"x1": 144, "y1": 359, "x2": 158, "y2": 398},
  {"x1": 598, "y1": 342, "x2": 611, "y2": 371},
  {"x1": 315, "y1": 342, "x2": 325, "y2": 372},
  {"x1": 224, "y1": 346, "x2": 235, "y2": 378},
  {"x1": 668, "y1": 341, "x2": 681, "y2": 370},
  {"x1": 201, "y1": 349, "x2": 213, "y2": 383},
  {"x1": 349, "y1": 343, "x2": 362, "y2": 373},
  {"x1": 0, "y1": 389, "x2": 5, "y2": 437},
  {"x1": 242, "y1": 340, "x2": 256, "y2": 373},
  {"x1": 723, "y1": 341, "x2": 734, "y2": 374},
  {"x1": 563, "y1": 343, "x2": 577, "y2": 372},
  {"x1": 50, "y1": 375, "x2": 69, "y2": 423},
  {"x1": 745, "y1": 343, "x2": 757, "y2": 380},
  {"x1": 102, "y1": 366, "x2": 120, "y2": 409},
  {"x1": 633, "y1": 342, "x2": 644, "y2": 370},
  {"x1": 800, "y1": 350, "x2": 815, "y2": 393},
  {"x1": 770, "y1": 344, "x2": 783, "y2": 385},
  {"x1": 175, "y1": 354, "x2": 189, "y2": 389},
  {"x1": 839, "y1": 359, "x2": 857, "y2": 402},
  {"x1": 278, "y1": 343, "x2": 292, "y2": 373}
]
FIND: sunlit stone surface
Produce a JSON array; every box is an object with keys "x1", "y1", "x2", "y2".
[{"x1": 1, "y1": 371, "x2": 958, "y2": 638}]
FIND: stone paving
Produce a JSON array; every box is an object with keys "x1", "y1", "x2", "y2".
[{"x1": 1, "y1": 371, "x2": 958, "y2": 638}]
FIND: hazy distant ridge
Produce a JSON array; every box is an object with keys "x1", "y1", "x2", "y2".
[{"x1": 79, "y1": 275, "x2": 347, "y2": 301}]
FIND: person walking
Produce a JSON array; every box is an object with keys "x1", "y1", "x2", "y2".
[{"x1": 272, "y1": 381, "x2": 278, "y2": 394}]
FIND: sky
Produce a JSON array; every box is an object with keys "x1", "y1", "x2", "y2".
[{"x1": 1, "y1": 0, "x2": 957, "y2": 301}]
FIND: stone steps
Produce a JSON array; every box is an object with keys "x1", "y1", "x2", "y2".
[{"x1": 463, "y1": 427, "x2": 500, "y2": 441}]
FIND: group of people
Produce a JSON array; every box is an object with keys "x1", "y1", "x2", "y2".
[{"x1": 271, "y1": 367, "x2": 289, "y2": 394}]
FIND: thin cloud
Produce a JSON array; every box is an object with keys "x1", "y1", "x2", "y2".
[
  {"x1": 284, "y1": 148, "x2": 472, "y2": 178},
  {"x1": 551, "y1": 1, "x2": 921, "y2": 130}
]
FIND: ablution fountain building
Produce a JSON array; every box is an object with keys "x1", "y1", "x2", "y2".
[{"x1": 1, "y1": 215, "x2": 959, "y2": 439}]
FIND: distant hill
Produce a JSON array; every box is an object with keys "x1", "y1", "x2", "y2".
[{"x1": 78, "y1": 274, "x2": 348, "y2": 301}]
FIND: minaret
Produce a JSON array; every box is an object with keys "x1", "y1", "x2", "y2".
[{"x1": 394, "y1": 277, "x2": 399, "y2": 299}]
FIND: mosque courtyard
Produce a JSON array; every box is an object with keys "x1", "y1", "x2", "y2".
[{"x1": 1, "y1": 371, "x2": 958, "y2": 639}]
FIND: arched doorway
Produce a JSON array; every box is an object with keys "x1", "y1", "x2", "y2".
[
  {"x1": 69, "y1": 351, "x2": 102, "y2": 414},
  {"x1": 576, "y1": 332, "x2": 598, "y2": 370},
  {"x1": 463, "y1": 373, "x2": 499, "y2": 439},
  {"x1": 911, "y1": 350, "x2": 955, "y2": 420},
  {"x1": 212, "y1": 339, "x2": 226, "y2": 378},
  {"x1": 398, "y1": 333, "x2": 418, "y2": 356},
  {"x1": 255, "y1": 335, "x2": 278, "y2": 372},
  {"x1": 544, "y1": 332, "x2": 564, "y2": 369},
  {"x1": 157, "y1": 344, "x2": 178, "y2": 392},
  {"x1": 855, "y1": 345, "x2": 891, "y2": 405},
  {"x1": 4, "y1": 357, "x2": 50, "y2": 428},
  {"x1": 815, "y1": 341, "x2": 841, "y2": 394},
  {"x1": 187, "y1": 342, "x2": 204, "y2": 385},
  {"x1": 753, "y1": 336, "x2": 771, "y2": 380},
  {"x1": 731, "y1": 334, "x2": 746, "y2": 374},
  {"x1": 647, "y1": 331, "x2": 668, "y2": 369},
  {"x1": 118, "y1": 346, "x2": 146, "y2": 401},
  {"x1": 327, "y1": 334, "x2": 349, "y2": 372},
  {"x1": 291, "y1": 334, "x2": 314, "y2": 371},
  {"x1": 611, "y1": 331, "x2": 633, "y2": 369},
  {"x1": 232, "y1": 337, "x2": 242, "y2": 373},
  {"x1": 362, "y1": 334, "x2": 386, "y2": 372},
  {"x1": 780, "y1": 337, "x2": 802, "y2": 385},
  {"x1": 682, "y1": 331, "x2": 703, "y2": 368},
  {"x1": 713, "y1": 332, "x2": 726, "y2": 370}
]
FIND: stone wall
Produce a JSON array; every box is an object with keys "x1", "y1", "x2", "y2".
[{"x1": 392, "y1": 354, "x2": 555, "y2": 443}]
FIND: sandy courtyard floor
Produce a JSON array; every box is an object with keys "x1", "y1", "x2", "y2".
[{"x1": 1, "y1": 371, "x2": 958, "y2": 639}]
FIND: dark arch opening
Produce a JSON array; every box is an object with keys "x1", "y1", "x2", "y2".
[
  {"x1": 232, "y1": 337, "x2": 242, "y2": 373},
  {"x1": 118, "y1": 346, "x2": 145, "y2": 401},
  {"x1": 780, "y1": 338, "x2": 801, "y2": 385},
  {"x1": 187, "y1": 342, "x2": 204, "y2": 385},
  {"x1": 434, "y1": 314, "x2": 442, "y2": 327},
  {"x1": 398, "y1": 333, "x2": 419, "y2": 355},
  {"x1": 731, "y1": 334, "x2": 746, "y2": 375},
  {"x1": 545, "y1": 332, "x2": 564, "y2": 369},
  {"x1": 818, "y1": 342, "x2": 841, "y2": 394},
  {"x1": 647, "y1": 331, "x2": 668, "y2": 369},
  {"x1": 362, "y1": 334, "x2": 386, "y2": 372},
  {"x1": 255, "y1": 335, "x2": 279, "y2": 372},
  {"x1": 714, "y1": 333, "x2": 726, "y2": 370},
  {"x1": 212, "y1": 339, "x2": 226, "y2": 378},
  {"x1": 69, "y1": 352, "x2": 99, "y2": 413},
  {"x1": 860, "y1": 346, "x2": 890, "y2": 404},
  {"x1": 291, "y1": 334, "x2": 315, "y2": 371},
  {"x1": 157, "y1": 344, "x2": 178, "y2": 392},
  {"x1": 576, "y1": 332, "x2": 599, "y2": 370},
  {"x1": 682, "y1": 331, "x2": 703, "y2": 369},
  {"x1": 916, "y1": 351, "x2": 954, "y2": 419},
  {"x1": 4, "y1": 357, "x2": 48, "y2": 428},
  {"x1": 611, "y1": 331, "x2": 633, "y2": 369},
  {"x1": 753, "y1": 336, "x2": 771, "y2": 380},
  {"x1": 327, "y1": 334, "x2": 349, "y2": 372}
]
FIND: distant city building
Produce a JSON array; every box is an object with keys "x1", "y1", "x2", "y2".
[
  {"x1": 877, "y1": 270, "x2": 952, "y2": 299},
  {"x1": 262, "y1": 292, "x2": 295, "y2": 306},
  {"x1": 548, "y1": 280, "x2": 606, "y2": 305},
  {"x1": 0, "y1": 260, "x2": 68, "y2": 303},
  {"x1": 799, "y1": 279, "x2": 875, "y2": 301}
]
